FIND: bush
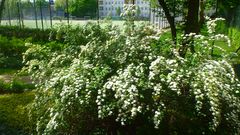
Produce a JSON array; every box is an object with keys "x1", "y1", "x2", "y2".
[
  {"x1": 0, "y1": 36, "x2": 27, "y2": 69},
  {"x1": 0, "y1": 26, "x2": 54, "y2": 42},
  {"x1": 24, "y1": 6, "x2": 240, "y2": 135}
]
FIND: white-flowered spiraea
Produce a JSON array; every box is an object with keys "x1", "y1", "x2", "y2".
[{"x1": 23, "y1": 5, "x2": 240, "y2": 135}]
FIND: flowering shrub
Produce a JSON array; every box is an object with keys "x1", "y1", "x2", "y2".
[{"x1": 23, "y1": 6, "x2": 240, "y2": 135}]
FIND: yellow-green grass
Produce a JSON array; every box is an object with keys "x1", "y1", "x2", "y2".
[
  {"x1": 1, "y1": 19, "x2": 148, "y2": 29},
  {"x1": 0, "y1": 91, "x2": 35, "y2": 134},
  {"x1": 213, "y1": 39, "x2": 240, "y2": 64}
]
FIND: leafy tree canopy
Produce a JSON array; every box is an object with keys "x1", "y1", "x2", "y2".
[{"x1": 55, "y1": 0, "x2": 97, "y2": 18}]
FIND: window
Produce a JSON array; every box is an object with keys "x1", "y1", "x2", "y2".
[{"x1": 99, "y1": 1, "x2": 103, "y2": 5}]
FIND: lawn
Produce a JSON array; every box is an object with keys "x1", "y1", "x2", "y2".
[{"x1": 1, "y1": 19, "x2": 149, "y2": 29}]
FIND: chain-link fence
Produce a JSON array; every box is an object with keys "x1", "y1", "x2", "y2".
[
  {"x1": 0, "y1": 0, "x2": 180, "y2": 30},
  {"x1": 1, "y1": 0, "x2": 50, "y2": 29},
  {"x1": 0, "y1": 0, "x2": 99, "y2": 29},
  {"x1": 150, "y1": 7, "x2": 169, "y2": 29}
]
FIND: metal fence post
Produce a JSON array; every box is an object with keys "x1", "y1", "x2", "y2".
[
  {"x1": 66, "y1": 0, "x2": 69, "y2": 25},
  {"x1": 161, "y1": 9, "x2": 164, "y2": 28},
  {"x1": 7, "y1": 1, "x2": 11, "y2": 26},
  {"x1": 49, "y1": 0, "x2": 53, "y2": 28},
  {"x1": 173, "y1": 0, "x2": 175, "y2": 27},
  {"x1": 33, "y1": 0, "x2": 38, "y2": 29},
  {"x1": 149, "y1": 2, "x2": 151, "y2": 23},
  {"x1": 97, "y1": 0, "x2": 99, "y2": 24},
  {"x1": 158, "y1": 7, "x2": 160, "y2": 29},
  {"x1": 17, "y1": 1, "x2": 22, "y2": 28},
  {"x1": 153, "y1": 9, "x2": 155, "y2": 28},
  {"x1": 19, "y1": 0, "x2": 24, "y2": 28},
  {"x1": 216, "y1": 0, "x2": 219, "y2": 16},
  {"x1": 40, "y1": 0, "x2": 44, "y2": 30}
]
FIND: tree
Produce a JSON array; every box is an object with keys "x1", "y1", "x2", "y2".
[
  {"x1": 116, "y1": 7, "x2": 121, "y2": 16},
  {"x1": 35, "y1": 0, "x2": 49, "y2": 7},
  {"x1": 150, "y1": 0, "x2": 240, "y2": 39},
  {"x1": 55, "y1": 0, "x2": 68, "y2": 9},
  {"x1": 71, "y1": 0, "x2": 97, "y2": 18},
  {"x1": 55, "y1": 0, "x2": 97, "y2": 18},
  {"x1": 0, "y1": 0, "x2": 6, "y2": 24},
  {"x1": 217, "y1": 0, "x2": 240, "y2": 26},
  {"x1": 149, "y1": 0, "x2": 211, "y2": 56},
  {"x1": 136, "y1": 6, "x2": 141, "y2": 18},
  {"x1": 150, "y1": 0, "x2": 177, "y2": 43}
]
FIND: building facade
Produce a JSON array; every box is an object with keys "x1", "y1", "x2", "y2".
[{"x1": 98, "y1": 0, "x2": 150, "y2": 18}]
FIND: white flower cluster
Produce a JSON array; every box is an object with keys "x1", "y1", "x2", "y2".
[
  {"x1": 23, "y1": 6, "x2": 240, "y2": 134},
  {"x1": 206, "y1": 16, "x2": 225, "y2": 34},
  {"x1": 98, "y1": 64, "x2": 145, "y2": 125},
  {"x1": 191, "y1": 60, "x2": 240, "y2": 130}
]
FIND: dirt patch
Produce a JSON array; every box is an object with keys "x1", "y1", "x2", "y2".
[
  {"x1": 0, "y1": 75, "x2": 32, "y2": 84},
  {"x1": 0, "y1": 75, "x2": 13, "y2": 83}
]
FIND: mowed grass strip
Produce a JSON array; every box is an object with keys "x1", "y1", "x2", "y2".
[{"x1": 1, "y1": 20, "x2": 148, "y2": 29}]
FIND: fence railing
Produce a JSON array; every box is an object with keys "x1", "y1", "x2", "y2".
[{"x1": 0, "y1": 0, "x2": 179, "y2": 30}]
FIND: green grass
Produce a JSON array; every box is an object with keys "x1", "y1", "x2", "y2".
[
  {"x1": 0, "y1": 68, "x2": 17, "y2": 75},
  {"x1": 0, "y1": 91, "x2": 35, "y2": 134},
  {"x1": 1, "y1": 19, "x2": 148, "y2": 29}
]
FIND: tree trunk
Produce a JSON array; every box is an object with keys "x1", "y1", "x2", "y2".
[
  {"x1": 0, "y1": 0, "x2": 6, "y2": 24},
  {"x1": 228, "y1": 8, "x2": 237, "y2": 27},
  {"x1": 158, "y1": 0, "x2": 177, "y2": 44},
  {"x1": 185, "y1": 0, "x2": 200, "y2": 34},
  {"x1": 33, "y1": 0, "x2": 38, "y2": 29},
  {"x1": 199, "y1": 0, "x2": 205, "y2": 30},
  {"x1": 179, "y1": 0, "x2": 200, "y2": 57}
]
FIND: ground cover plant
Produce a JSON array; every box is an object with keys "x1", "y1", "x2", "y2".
[
  {"x1": 0, "y1": 36, "x2": 27, "y2": 69},
  {"x1": 22, "y1": 6, "x2": 240, "y2": 135},
  {"x1": 0, "y1": 91, "x2": 35, "y2": 134}
]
